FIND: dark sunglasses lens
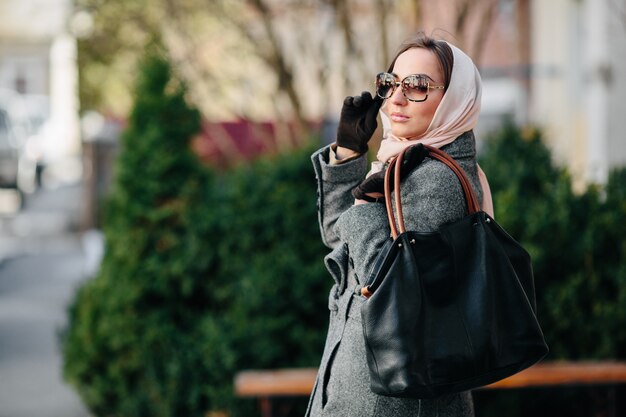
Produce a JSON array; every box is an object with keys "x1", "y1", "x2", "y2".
[
  {"x1": 402, "y1": 75, "x2": 429, "y2": 101},
  {"x1": 376, "y1": 73, "x2": 395, "y2": 99}
]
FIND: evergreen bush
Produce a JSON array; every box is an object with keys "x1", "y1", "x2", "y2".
[
  {"x1": 220, "y1": 147, "x2": 331, "y2": 367},
  {"x1": 62, "y1": 49, "x2": 231, "y2": 416},
  {"x1": 219, "y1": 147, "x2": 331, "y2": 417}
]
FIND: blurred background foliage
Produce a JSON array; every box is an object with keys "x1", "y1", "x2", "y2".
[
  {"x1": 62, "y1": 47, "x2": 626, "y2": 416},
  {"x1": 74, "y1": 0, "x2": 501, "y2": 136}
]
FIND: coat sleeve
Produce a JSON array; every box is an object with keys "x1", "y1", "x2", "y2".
[
  {"x1": 311, "y1": 145, "x2": 369, "y2": 249},
  {"x1": 333, "y1": 158, "x2": 466, "y2": 284}
]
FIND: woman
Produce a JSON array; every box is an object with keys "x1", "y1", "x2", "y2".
[{"x1": 306, "y1": 33, "x2": 493, "y2": 417}]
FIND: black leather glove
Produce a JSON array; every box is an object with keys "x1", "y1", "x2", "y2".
[
  {"x1": 352, "y1": 170, "x2": 386, "y2": 202},
  {"x1": 336, "y1": 92, "x2": 383, "y2": 154},
  {"x1": 352, "y1": 144, "x2": 428, "y2": 202}
]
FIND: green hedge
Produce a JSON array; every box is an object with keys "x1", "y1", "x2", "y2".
[
  {"x1": 219, "y1": 154, "x2": 331, "y2": 371},
  {"x1": 63, "y1": 49, "x2": 232, "y2": 416},
  {"x1": 214, "y1": 147, "x2": 332, "y2": 416}
]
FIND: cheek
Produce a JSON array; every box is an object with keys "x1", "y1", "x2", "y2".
[
  {"x1": 422, "y1": 102, "x2": 438, "y2": 120},
  {"x1": 410, "y1": 102, "x2": 436, "y2": 124},
  {"x1": 418, "y1": 97, "x2": 442, "y2": 122}
]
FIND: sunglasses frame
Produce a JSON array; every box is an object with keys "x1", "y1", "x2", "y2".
[{"x1": 375, "y1": 72, "x2": 445, "y2": 103}]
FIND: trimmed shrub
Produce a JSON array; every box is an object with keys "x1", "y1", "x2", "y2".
[
  {"x1": 62, "y1": 50, "x2": 230, "y2": 416},
  {"x1": 222, "y1": 146, "x2": 332, "y2": 364},
  {"x1": 218, "y1": 147, "x2": 331, "y2": 417}
]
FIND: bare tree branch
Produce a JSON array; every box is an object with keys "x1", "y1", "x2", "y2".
[
  {"x1": 292, "y1": 9, "x2": 335, "y2": 114},
  {"x1": 454, "y1": 0, "x2": 472, "y2": 50},
  {"x1": 81, "y1": 0, "x2": 513, "y2": 143},
  {"x1": 332, "y1": 0, "x2": 358, "y2": 57},
  {"x1": 246, "y1": 0, "x2": 308, "y2": 135},
  {"x1": 471, "y1": 0, "x2": 498, "y2": 67},
  {"x1": 409, "y1": 0, "x2": 424, "y2": 32},
  {"x1": 376, "y1": 0, "x2": 392, "y2": 67},
  {"x1": 328, "y1": 0, "x2": 360, "y2": 93}
]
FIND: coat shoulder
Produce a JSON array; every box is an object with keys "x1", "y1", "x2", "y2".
[
  {"x1": 399, "y1": 157, "x2": 467, "y2": 232},
  {"x1": 405, "y1": 157, "x2": 464, "y2": 197}
]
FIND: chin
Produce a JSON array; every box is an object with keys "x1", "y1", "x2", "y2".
[{"x1": 391, "y1": 126, "x2": 426, "y2": 140}]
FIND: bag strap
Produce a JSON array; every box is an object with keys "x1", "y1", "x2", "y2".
[{"x1": 385, "y1": 145, "x2": 481, "y2": 239}]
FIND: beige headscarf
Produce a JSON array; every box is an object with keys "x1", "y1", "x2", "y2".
[{"x1": 374, "y1": 42, "x2": 493, "y2": 217}]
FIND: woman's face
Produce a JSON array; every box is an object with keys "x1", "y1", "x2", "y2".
[{"x1": 382, "y1": 48, "x2": 445, "y2": 139}]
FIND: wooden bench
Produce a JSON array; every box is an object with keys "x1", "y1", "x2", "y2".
[{"x1": 235, "y1": 362, "x2": 626, "y2": 417}]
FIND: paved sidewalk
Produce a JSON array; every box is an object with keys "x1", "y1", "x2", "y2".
[{"x1": 0, "y1": 185, "x2": 92, "y2": 417}]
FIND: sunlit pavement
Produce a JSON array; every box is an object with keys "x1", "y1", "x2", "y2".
[{"x1": 0, "y1": 184, "x2": 92, "y2": 417}]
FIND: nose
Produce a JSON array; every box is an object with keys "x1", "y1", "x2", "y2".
[{"x1": 389, "y1": 84, "x2": 407, "y2": 106}]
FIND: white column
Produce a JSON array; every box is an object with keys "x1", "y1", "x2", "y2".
[
  {"x1": 47, "y1": 31, "x2": 81, "y2": 182},
  {"x1": 584, "y1": 0, "x2": 610, "y2": 185},
  {"x1": 529, "y1": 0, "x2": 571, "y2": 163}
]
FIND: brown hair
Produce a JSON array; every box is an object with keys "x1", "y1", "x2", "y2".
[{"x1": 387, "y1": 33, "x2": 454, "y2": 90}]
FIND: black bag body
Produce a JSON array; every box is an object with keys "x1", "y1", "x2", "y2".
[{"x1": 360, "y1": 145, "x2": 548, "y2": 399}]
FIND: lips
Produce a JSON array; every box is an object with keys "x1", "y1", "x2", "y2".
[{"x1": 390, "y1": 112, "x2": 410, "y2": 122}]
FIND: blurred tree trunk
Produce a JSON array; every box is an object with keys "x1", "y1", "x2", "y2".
[
  {"x1": 470, "y1": 0, "x2": 499, "y2": 67},
  {"x1": 245, "y1": 0, "x2": 307, "y2": 138},
  {"x1": 199, "y1": 0, "x2": 396, "y2": 140},
  {"x1": 450, "y1": 0, "x2": 498, "y2": 67},
  {"x1": 405, "y1": 0, "x2": 424, "y2": 33},
  {"x1": 375, "y1": 0, "x2": 394, "y2": 69}
]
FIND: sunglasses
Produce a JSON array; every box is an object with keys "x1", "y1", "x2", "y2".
[{"x1": 375, "y1": 72, "x2": 445, "y2": 102}]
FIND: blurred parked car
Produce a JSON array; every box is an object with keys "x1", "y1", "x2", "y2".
[
  {"x1": 0, "y1": 108, "x2": 22, "y2": 213},
  {"x1": 0, "y1": 89, "x2": 48, "y2": 194},
  {"x1": 0, "y1": 108, "x2": 19, "y2": 188}
]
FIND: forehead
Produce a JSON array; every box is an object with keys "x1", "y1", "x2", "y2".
[{"x1": 392, "y1": 48, "x2": 442, "y2": 82}]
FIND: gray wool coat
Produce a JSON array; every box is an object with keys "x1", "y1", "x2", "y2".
[{"x1": 305, "y1": 131, "x2": 483, "y2": 417}]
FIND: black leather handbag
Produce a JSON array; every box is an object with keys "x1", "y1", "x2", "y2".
[{"x1": 360, "y1": 145, "x2": 548, "y2": 399}]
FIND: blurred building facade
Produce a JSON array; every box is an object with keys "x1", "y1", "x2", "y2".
[
  {"x1": 418, "y1": 0, "x2": 626, "y2": 186},
  {"x1": 0, "y1": 0, "x2": 80, "y2": 186},
  {"x1": 530, "y1": 0, "x2": 626, "y2": 186}
]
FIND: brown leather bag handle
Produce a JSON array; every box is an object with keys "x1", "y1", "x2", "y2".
[
  {"x1": 385, "y1": 145, "x2": 481, "y2": 239},
  {"x1": 383, "y1": 154, "x2": 399, "y2": 239}
]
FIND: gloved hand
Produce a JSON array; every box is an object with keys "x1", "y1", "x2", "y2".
[
  {"x1": 351, "y1": 170, "x2": 385, "y2": 202},
  {"x1": 336, "y1": 91, "x2": 383, "y2": 154},
  {"x1": 352, "y1": 144, "x2": 428, "y2": 202}
]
